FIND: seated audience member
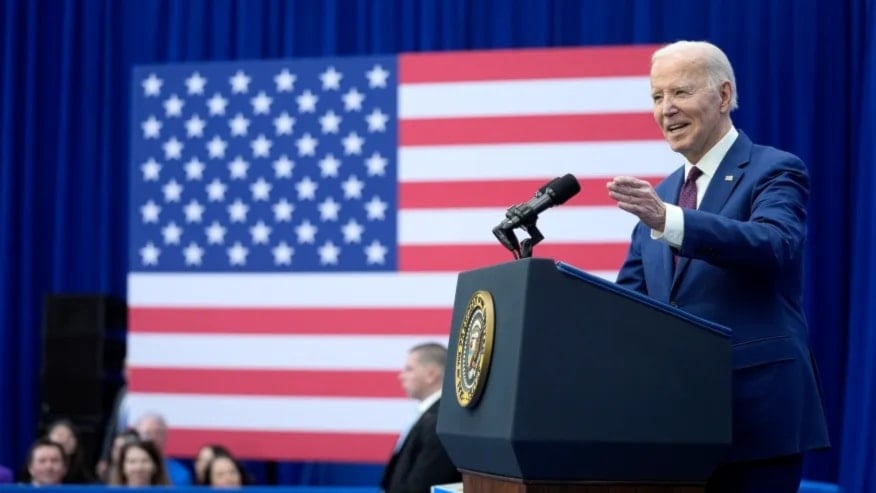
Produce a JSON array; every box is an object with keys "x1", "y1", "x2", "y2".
[
  {"x1": 25, "y1": 438, "x2": 67, "y2": 486},
  {"x1": 135, "y1": 412, "x2": 192, "y2": 485},
  {"x1": 109, "y1": 440, "x2": 170, "y2": 486},
  {"x1": 100, "y1": 429, "x2": 141, "y2": 483},
  {"x1": 380, "y1": 342, "x2": 461, "y2": 493},
  {"x1": 194, "y1": 444, "x2": 232, "y2": 485},
  {"x1": 204, "y1": 454, "x2": 249, "y2": 488},
  {"x1": 46, "y1": 418, "x2": 95, "y2": 483},
  {"x1": 96, "y1": 381, "x2": 130, "y2": 481}
]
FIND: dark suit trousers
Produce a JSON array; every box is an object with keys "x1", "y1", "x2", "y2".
[{"x1": 706, "y1": 454, "x2": 803, "y2": 493}]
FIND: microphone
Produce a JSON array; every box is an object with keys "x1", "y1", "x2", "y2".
[{"x1": 495, "y1": 173, "x2": 581, "y2": 231}]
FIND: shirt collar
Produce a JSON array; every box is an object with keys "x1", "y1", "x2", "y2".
[
  {"x1": 418, "y1": 390, "x2": 442, "y2": 413},
  {"x1": 685, "y1": 126, "x2": 739, "y2": 179}
]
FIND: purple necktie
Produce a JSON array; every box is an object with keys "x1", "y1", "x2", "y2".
[
  {"x1": 678, "y1": 166, "x2": 703, "y2": 210},
  {"x1": 673, "y1": 166, "x2": 702, "y2": 267}
]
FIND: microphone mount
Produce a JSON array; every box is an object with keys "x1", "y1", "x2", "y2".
[
  {"x1": 491, "y1": 173, "x2": 580, "y2": 260},
  {"x1": 494, "y1": 203, "x2": 545, "y2": 259}
]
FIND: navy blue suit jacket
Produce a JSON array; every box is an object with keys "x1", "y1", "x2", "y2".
[
  {"x1": 616, "y1": 132, "x2": 830, "y2": 462},
  {"x1": 380, "y1": 400, "x2": 460, "y2": 493}
]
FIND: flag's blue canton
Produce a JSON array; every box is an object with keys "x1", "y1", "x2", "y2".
[{"x1": 129, "y1": 56, "x2": 398, "y2": 272}]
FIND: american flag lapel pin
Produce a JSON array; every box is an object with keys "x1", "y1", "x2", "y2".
[{"x1": 724, "y1": 175, "x2": 734, "y2": 181}]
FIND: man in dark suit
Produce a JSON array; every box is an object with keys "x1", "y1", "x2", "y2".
[
  {"x1": 381, "y1": 343, "x2": 460, "y2": 493},
  {"x1": 607, "y1": 40, "x2": 829, "y2": 493}
]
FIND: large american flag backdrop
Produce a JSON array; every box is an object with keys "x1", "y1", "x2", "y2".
[{"x1": 127, "y1": 45, "x2": 679, "y2": 462}]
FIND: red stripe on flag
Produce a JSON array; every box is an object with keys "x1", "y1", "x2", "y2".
[
  {"x1": 129, "y1": 368, "x2": 404, "y2": 398},
  {"x1": 166, "y1": 429, "x2": 395, "y2": 462},
  {"x1": 399, "y1": 178, "x2": 663, "y2": 209},
  {"x1": 399, "y1": 114, "x2": 660, "y2": 146},
  {"x1": 399, "y1": 46, "x2": 657, "y2": 83},
  {"x1": 398, "y1": 244, "x2": 628, "y2": 272},
  {"x1": 130, "y1": 307, "x2": 451, "y2": 334}
]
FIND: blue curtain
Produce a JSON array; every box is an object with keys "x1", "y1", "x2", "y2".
[
  {"x1": 840, "y1": 1, "x2": 876, "y2": 492},
  {"x1": 1, "y1": 0, "x2": 873, "y2": 489}
]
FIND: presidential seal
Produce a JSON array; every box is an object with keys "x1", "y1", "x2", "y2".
[{"x1": 454, "y1": 290, "x2": 495, "y2": 408}]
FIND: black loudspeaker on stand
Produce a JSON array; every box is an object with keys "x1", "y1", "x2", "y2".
[{"x1": 39, "y1": 294, "x2": 127, "y2": 462}]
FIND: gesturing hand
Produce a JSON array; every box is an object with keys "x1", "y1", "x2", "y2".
[{"x1": 606, "y1": 176, "x2": 667, "y2": 232}]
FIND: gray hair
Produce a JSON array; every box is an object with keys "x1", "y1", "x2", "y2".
[
  {"x1": 135, "y1": 412, "x2": 168, "y2": 428},
  {"x1": 652, "y1": 40, "x2": 738, "y2": 111}
]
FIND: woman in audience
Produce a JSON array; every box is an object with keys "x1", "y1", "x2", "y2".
[
  {"x1": 194, "y1": 444, "x2": 232, "y2": 485},
  {"x1": 109, "y1": 440, "x2": 170, "y2": 486},
  {"x1": 204, "y1": 454, "x2": 248, "y2": 488},
  {"x1": 101, "y1": 428, "x2": 140, "y2": 483},
  {"x1": 46, "y1": 418, "x2": 95, "y2": 484}
]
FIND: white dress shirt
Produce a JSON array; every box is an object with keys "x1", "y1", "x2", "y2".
[
  {"x1": 418, "y1": 389, "x2": 442, "y2": 414},
  {"x1": 652, "y1": 127, "x2": 740, "y2": 248}
]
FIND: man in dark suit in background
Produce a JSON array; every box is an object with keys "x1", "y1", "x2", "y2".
[
  {"x1": 607, "y1": 40, "x2": 830, "y2": 492},
  {"x1": 380, "y1": 343, "x2": 460, "y2": 493}
]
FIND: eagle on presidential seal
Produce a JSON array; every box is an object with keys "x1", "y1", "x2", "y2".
[{"x1": 454, "y1": 290, "x2": 496, "y2": 408}]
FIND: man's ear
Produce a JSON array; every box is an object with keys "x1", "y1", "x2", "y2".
[{"x1": 719, "y1": 81, "x2": 733, "y2": 113}]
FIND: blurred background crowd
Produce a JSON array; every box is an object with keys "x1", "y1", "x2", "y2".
[{"x1": 6, "y1": 413, "x2": 249, "y2": 488}]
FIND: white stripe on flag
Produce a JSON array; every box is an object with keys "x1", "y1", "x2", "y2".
[
  {"x1": 398, "y1": 142, "x2": 680, "y2": 182},
  {"x1": 128, "y1": 334, "x2": 449, "y2": 370},
  {"x1": 128, "y1": 272, "x2": 458, "y2": 307},
  {"x1": 399, "y1": 77, "x2": 652, "y2": 118},
  {"x1": 127, "y1": 271, "x2": 619, "y2": 307},
  {"x1": 126, "y1": 393, "x2": 417, "y2": 433},
  {"x1": 399, "y1": 207, "x2": 639, "y2": 244}
]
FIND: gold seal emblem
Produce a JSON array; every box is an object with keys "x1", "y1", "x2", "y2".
[{"x1": 454, "y1": 290, "x2": 496, "y2": 408}]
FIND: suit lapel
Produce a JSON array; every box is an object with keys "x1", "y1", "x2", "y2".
[
  {"x1": 671, "y1": 132, "x2": 752, "y2": 290},
  {"x1": 382, "y1": 406, "x2": 425, "y2": 488},
  {"x1": 659, "y1": 170, "x2": 685, "y2": 289},
  {"x1": 394, "y1": 400, "x2": 439, "y2": 456},
  {"x1": 697, "y1": 134, "x2": 751, "y2": 214}
]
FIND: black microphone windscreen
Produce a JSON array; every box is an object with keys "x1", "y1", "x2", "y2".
[
  {"x1": 536, "y1": 176, "x2": 562, "y2": 196},
  {"x1": 549, "y1": 174, "x2": 581, "y2": 205}
]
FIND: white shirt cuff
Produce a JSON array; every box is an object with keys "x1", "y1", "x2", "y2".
[{"x1": 650, "y1": 203, "x2": 684, "y2": 248}]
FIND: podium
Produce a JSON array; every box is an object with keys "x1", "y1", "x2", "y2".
[{"x1": 436, "y1": 258, "x2": 732, "y2": 493}]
